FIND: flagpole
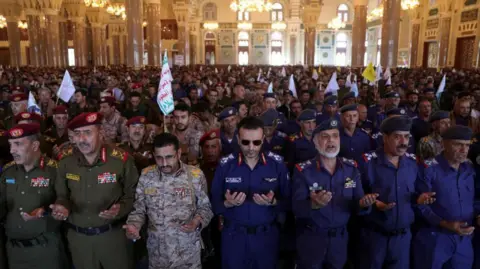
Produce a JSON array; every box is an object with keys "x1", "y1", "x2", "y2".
[{"x1": 164, "y1": 115, "x2": 168, "y2": 133}]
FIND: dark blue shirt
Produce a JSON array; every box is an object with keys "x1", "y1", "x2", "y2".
[
  {"x1": 220, "y1": 131, "x2": 240, "y2": 157},
  {"x1": 339, "y1": 128, "x2": 373, "y2": 163},
  {"x1": 286, "y1": 132, "x2": 318, "y2": 169},
  {"x1": 315, "y1": 113, "x2": 341, "y2": 125},
  {"x1": 371, "y1": 132, "x2": 416, "y2": 154},
  {"x1": 262, "y1": 131, "x2": 287, "y2": 157}
]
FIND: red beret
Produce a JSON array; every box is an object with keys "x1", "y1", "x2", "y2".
[
  {"x1": 14, "y1": 112, "x2": 42, "y2": 123},
  {"x1": 132, "y1": 83, "x2": 143, "y2": 89},
  {"x1": 8, "y1": 123, "x2": 40, "y2": 139},
  {"x1": 126, "y1": 116, "x2": 147, "y2": 126},
  {"x1": 9, "y1": 93, "x2": 27, "y2": 102},
  {"x1": 99, "y1": 96, "x2": 116, "y2": 106},
  {"x1": 53, "y1": 105, "x2": 68, "y2": 115},
  {"x1": 199, "y1": 129, "x2": 220, "y2": 146},
  {"x1": 11, "y1": 86, "x2": 24, "y2": 93},
  {"x1": 67, "y1": 112, "x2": 103, "y2": 130}
]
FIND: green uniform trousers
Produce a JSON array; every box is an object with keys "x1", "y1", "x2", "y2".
[{"x1": 67, "y1": 227, "x2": 134, "y2": 269}]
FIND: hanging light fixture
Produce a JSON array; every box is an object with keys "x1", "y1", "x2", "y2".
[
  {"x1": 106, "y1": 3, "x2": 126, "y2": 19},
  {"x1": 401, "y1": 0, "x2": 420, "y2": 10},
  {"x1": 0, "y1": 16, "x2": 6, "y2": 28},
  {"x1": 230, "y1": 0, "x2": 273, "y2": 12},
  {"x1": 327, "y1": 17, "x2": 346, "y2": 31},
  {"x1": 203, "y1": 22, "x2": 219, "y2": 30},
  {"x1": 84, "y1": 0, "x2": 108, "y2": 8},
  {"x1": 237, "y1": 22, "x2": 253, "y2": 30},
  {"x1": 367, "y1": 5, "x2": 384, "y2": 22},
  {"x1": 18, "y1": 21, "x2": 28, "y2": 29}
]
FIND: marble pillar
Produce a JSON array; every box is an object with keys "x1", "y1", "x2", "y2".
[
  {"x1": 126, "y1": 0, "x2": 144, "y2": 68},
  {"x1": 177, "y1": 23, "x2": 189, "y2": 65},
  {"x1": 26, "y1": 13, "x2": 41, "y2": 66},
  {"x1": 304, "y1": 27, "x2": 315, "y2": 66},
  {"x1": 351, "y1": 5, "x2": 367, "y2": 67},
  {"x1": 112, "y1": 35, "x2": 121, "y2": 65},
  {"x1": 6, "y1": 19, "x2": 21, "y2": 67},
  {"x1": 91, "y1": 24, "x2": 105, "y2": 66},
  {"x1": 410, "y1": 23, "x2": 420, "y2": 68},
  {"x1": 122, "y1": 34, "x2": 127, "y2": 65},
  {"x1": 38, "y1": 16, "x2": 47, "y2": 67},
  {"x1": 59, "y1": 20, "x2": 69, "y2": 67},
  {"x1": 146, "y1": 0, "x2": 161, "y2": 66},
  {"x1": 73, "y1": 18, "x2": 87, "y2": 67},
  {"x1": 99, "y1": 25, "x2": 107, "y2": 65},
  {"x1": 44, "y1": 11, "x2": 61, "y2": 67},
  {"x1": 438, "y1": 17, "x2": 451, "y2": 68},
  {"x1": 290, "y1": 35, "x2": 296, "y2": 65},
  {"x1": 380, "y1": 0, "x2": 401, "y2": 67}
]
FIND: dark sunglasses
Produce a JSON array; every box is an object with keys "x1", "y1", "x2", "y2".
[{"x1": 241, "y1": 139, "x2": 263, "y2": 146}]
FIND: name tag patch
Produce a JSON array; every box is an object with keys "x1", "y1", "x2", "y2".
[
  {"x1": 31, "y1": 177, "x2": 49, "y2": 187},
  {"x1": 263, "y1": 177, "x2": 277, "y2": 183},
  {"x1": 225, "y1": 177, "x2": 242, "y2": 183},
  {"x1": 98, "y1": 173, "x2": 117, "y2": 184},
  {"x1": 5, "y1": 178, "x2": 15, "y2": 184},
  {"x1": 174, "y1": 187, "x2": 191, "y2": 198},
  {"x1": 144, "y1": 187, "x2": 157, "y2": 195},
  {"x1": 66, "y1": 173, "x2": 80, "y2": 181},
  {"x1": 344, "y1": 177, "x2": 356, "y2": 189}
]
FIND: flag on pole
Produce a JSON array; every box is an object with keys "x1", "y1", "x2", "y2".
[
  {"x1": 345, "y1": 72, "x2": 352, "y2": 88},
  {"x1": 325, "y1": 72, "x2": 340, "y2": 96},
  {"x1": 157, "y1": 51, "x2": 175, "y2": 115},
  {"x1": 375, "y1": 65, "x2": 383, "y2": 81},
  {"x1": 257, "y1": 68, "x2": 262, "y2": 82},
  {"x1": 350, "y1": 75, "x2": 359, "y2": 97},
  {"x1": 312, "y1": 69, "x2": 319, "y2": 80},
  {"x1": 215, "y1": 68, "x2": 218, "y2": 74},
  {"x1": 318, "y1": 65, "x2": 322, "y2": 74},
  {"x1": 436, "y1": 74, "x2": 446, "y2": 101},
  {"x1": 437, "y1": 66, "x2": 441, "y2": 73},
  {"x1": 288, "y1": 75, "x2": 297, "y2": 98},
  {"x1": 57, "y1": 70, "x2": 76, "y2": 103},
  {"x1": 383, "y1": 66, "x2": 391, "y2": 80},
  {"x1": 385, "y1": 77, "x2": 392, "y2": 86},
  {"x1": 28, "y1": 91, "x2": 41, "y2": 115},
  {"x1": 362, "y1": 63, "x2": 376, "y2": 83},
  {"x1": 267, "y1": 67, "x2": 271, "y2": 78},
  {"x1": 267, "y1": 82, "x2": 273, "y2": 93},
  {"x1": 228, "y1": 65, "x2": 231, "y2": 72},
  {"x1": 281, "y1": 67, "x2": 286, "y2": 77}
]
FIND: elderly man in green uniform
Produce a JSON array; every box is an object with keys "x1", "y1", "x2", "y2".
[
  {"x1": 117, "y1": 116, "x2": 154, "y2": 171},
  {"x1": 43, "y1": 105, "x2": 70, "y2": 158},
  {"x1": 3, "y1": 93, "x2": 28, "y2": 130},
  {"x1": 0, "y1": 123, "x2": 65, "y2": 269},
  {"x1": 50, "y1": 112, "x2": 139, "y2": 269}
]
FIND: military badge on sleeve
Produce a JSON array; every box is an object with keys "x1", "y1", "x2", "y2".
[{"x1": 344, "y1": 177, "x2": 356, "y2": 188}]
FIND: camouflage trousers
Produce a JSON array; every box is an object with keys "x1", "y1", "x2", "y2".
[{"x1": 147, "y1": 227, "x2": 202, "y2": 269}]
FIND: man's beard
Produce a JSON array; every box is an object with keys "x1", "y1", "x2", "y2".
[{"x1": 318, "y1": 147, "x2": 340, "y2": 159}]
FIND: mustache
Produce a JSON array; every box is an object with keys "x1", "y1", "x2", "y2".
[
  {"x1": 161, "y1": 166, "x2": 172, "y2": 169},
  {"x1": 78, "y1": 142, "x2": 90, "y2": 147},
  {"x1": 397, "y1": 144, "x2": 409, "y2": 149},
  {"x1": 12, "y1": 154, "x2": 20, "y2": 159},
  {"x1": 133, "y1": 132, "x2": 142, "y2": 136}
]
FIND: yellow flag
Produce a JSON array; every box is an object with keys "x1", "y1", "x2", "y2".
[
  {"x1": 318, "y1": 65, "x2": 322, "y2": 74},
  {"x1": 337, "y1": 66, "x2": 341, "y2": 72},
  {"x1": 437, "y1": 66, "x2": 440, "y2": 73},
  {"x1": 362, "y1": 63, "x2": 376, "y2": 83}
]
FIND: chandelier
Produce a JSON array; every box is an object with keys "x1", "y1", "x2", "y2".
[
  {"x1": 0, "y1": 16, "x2": 5, "y2": 29},
  {"x1": 203, "y1": 22, "x2": 219, "y2": 30},
  {"x1": 401, "y1": 0, "x2": 420, "y2": 10},
  {"x1": 367, "y1": 5, "x2": 383, "y2": 21},
  {"x1": 271, "y1": 22, "x2": 286, "y2": 30},
  {"x1": 106, "y1": 4, "x2": 126, "y2": 17},
  {"x1": 84, "y1": 0, "x2": 108, "y2": 8},
  {"x1": 327, "y1": 17, "x2": 346, "y2": 31},
  {"x1": 237, "y1": 22, "x2": 252, "y2": 30},
  {"x1": 18, "y1": 21, "x2": 28, "y2": 29},
  {"x1": 230, "y1": 0, "x2": 273, "y2": 12},
  {"x1": 142, "y1": 21, "x2": 147, "y2": 27}
]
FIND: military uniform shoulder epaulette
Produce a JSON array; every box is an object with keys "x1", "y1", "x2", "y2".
[
  {"x1": 267, "y1": 151, "x2": 283, "y2": 163},
  {"x1": 110, "y1": 147, "x2": 129, "y2": 162},
  {"x1": 341, "y1": 157, "x2": 358, "y2": 167},
  {"x1": 220, "y1": 154, "x2": 235, "y2": 166},
  {"x1": 44, "y1": 136, "x2": 56, "y2": 143},
  {"x1": 422, "y1": 158, "x2": 439, "y2": 168},
  {"x1": 188, "y1": 165, "x2": 203, "y2": 178},
  {"x1": 58, "y1": 147, "x2": 74, "y2": 160},
  {"x1": 362, "y1": 152, "x2": 378, "y2": 162},
  {"x1": 420, "y1": 136, "x2": 431, "y2": 144},
  {"x1": 371, "y1": 132, "x2": 382, "y2": 139},
  {"x1": 289, "y1": 134, "x2": 299, "y2": 142},
  {"x1": 46, "y1": 158, "x2": 58, "y2": 168},
  {"x1": 2, "y1": 161, "x2": 15, "y2": 172},
  {"x1": 141, "y1": 164, "x2": 157, "y2": 175},
  {"x1": 405, "y1": 152, "x2": 416, "y2": 161},
  {"x1": 358, "y1": 128, "x2": 369, "y2": 135},
  {"x1": 295, "y1": 160, "x2": 313, "y2": 172}
]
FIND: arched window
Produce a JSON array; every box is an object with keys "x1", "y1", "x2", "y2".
[
  {"x1": 337, "y1": 4, "x2": 349, "y2": 22},
  {"x1": 271, "y1": 3, "x2": 283, "y2": 21},
  {"x1": 335, "y1": 32, "x2": 347, "y2": 66},
  {"x1": 203, "y1": 3, "x2": 217, "y2": 20},
  {"x1": 237, "y1": 11, "x2": 250, "y2": 21}
]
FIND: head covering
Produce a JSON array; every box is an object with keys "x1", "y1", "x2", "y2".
[
  {"x1": 340, "y1": 104, "x2": 358, "y2": 114},
  {"x1": 67, "y1": 112, "x2": 103, "y2": 130},
  {"x1": 131, "y1": 83, "x2": 143, "y2": 89},
  {"x1": 263, "y1": 93, "x2": 276, "y2": 100},
  {"x1": 53, "y1": 105, "x2": 68, "y2": 115},
  {"x1": 99, "y1": 96, "x2": 116, "y2": 106},
  {"x1": 8, "y1": 123, "x2": 40, "y2": 139},
  {"x1": 324, "y1": 95, "x2": 338, "y2": 106},
  {"x1": 380, "y1": 116, "x2": 412, "y2": 134},
  {"x1": 385, "y1": 91, "x2": 400, "y2": 99},
  {"x1": 441, "y1": 125, "x2": 473, "y2": 141},
  {"x1": 126, "y1": 116, "x2": 147, "y2": 126},
  {"x1": 424, "y1": 88, "x2": 436, "y2": 94},
  {"x1": 386, "y1": 107, "x2": 407, "y2": 117},
  {"x1": 260, "y1": 109, "x2": 279, "y2": 126},
  {"x1": 199, "y1": 129, "x2": 221, "y2": 146},
  {"x1": 312, "y1": 118, "x2": 340, "y2": 138},
  {"x1": 429, "y1": 110, "x2": 450, "y2": 123},
  {"x1": 406, "y1": 90, "x2": 419, "y2": 97},
  {"x1": 341, "y1": 92, "x2": 356, "y2": 102},
  {"x1": 218, "y1": 107, "x2": 237, "y2": 121},
  {"x1": 14, "y1": 112, "x2": 42, "y2": 123},
  {"x1": 9, "y1": 93, "x2": 27, "y2": 102},
  {"x1": 297, "y1": 109, "x2": 316, "y2": 122}
]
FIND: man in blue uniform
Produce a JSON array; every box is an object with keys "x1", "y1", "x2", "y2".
[
  {"x1": 341, "y1": 92, "x2": 356, "y2": 106},
  {"x1": 316, "y1": 95, "x2": 340, "y2": 124},
  {"x1": 339, "y1": 104, "x2": 372, "y2": 163},
  {"x1": 358, "y1": 116, "x2": 423, "y2": 269},
  {"x1": 372, "y1": 108, "x2": 416, "y2": 153},
  {"x1": 292, "y1": 118, "x2": 378, "y2": 269},
  {"x1": 219, "y1": 107, "x2": 240, "y2": 156},
  {"x1": 260, "y1": 109, "x2": 287, "y2": 156},
  {"x1": 413, "y1": 125, "x2": 478, "y2": 269},
  {"x1": 287, "y1": 109, "x2": 318, "y2": 170},
  {"x1": 211, "y1": 116, "x2": 290, "y2": 269}
]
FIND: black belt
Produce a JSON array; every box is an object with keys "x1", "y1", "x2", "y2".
[
  {"x1": 368, "y1": 226, "x2": 408, "y2": 237},
  {"x1": 224, "y1": 221, "x2": 276, "y2": 235},
  {"x1": 67, "y1": 222, "x2": 120, "y2": 236},
  {"x1": 9, "y1": 234, "x2": 48, "y2": 248},
  {"x1": 299, "y1": 222, "x2": 346, "y2": 237}
]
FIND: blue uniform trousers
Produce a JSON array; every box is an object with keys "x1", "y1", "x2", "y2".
[
  {"x1": 221, "y1": 222, "x2": 279, "y2": 269},
  {"x1": 295, "y1": 225, "x2": 348, "y2": 269},
  {"x1": 412, "y1": 228, "x2": 473, "y2": 269},
  {"x1": 357, "y1": 227, "x2": 411, "y2": 269}
]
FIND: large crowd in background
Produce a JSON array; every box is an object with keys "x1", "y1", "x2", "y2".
[{"x1": 0, "y1": 65, "x2": 479, "y2": 269}]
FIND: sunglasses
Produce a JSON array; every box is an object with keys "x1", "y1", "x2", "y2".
[{"x1": 240, "y1": 139, "x2": 263, "y2": 146}]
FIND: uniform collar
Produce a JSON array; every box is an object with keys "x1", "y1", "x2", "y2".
[
  {"x1": 376, "y1": 148, "x2": 408, "y2": 169},
  {"x1": 16, "y1": 155, "x2": 45, "y2": 171},
  {"x1": 237, "y1": 152, "x2": 267, "y2": 166},
  {"x1": 315, "y1": 156, "x2": 343, "y2": 172},
  {"x1": 436, "y1": 153, "x2": 468, "y2": 172},
  {"x1": 161, "y1": 162, "x2": 186, "y2": 178},
  {"x1": 75, "y1": 146, "x2": 108, "y2": 166}
]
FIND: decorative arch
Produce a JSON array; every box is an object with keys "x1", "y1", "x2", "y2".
[
  {"x1": 203, "y1": 2, "x2": 217, "y2": 20},
  {"x1": 205, "y1": 32, "x2": 216, "y2": 39}
]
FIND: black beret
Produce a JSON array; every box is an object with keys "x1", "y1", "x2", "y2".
[
  {"x1": 312, "y1": 118, "x2": 340, "y2": 138},
  {"x1": 218, "y1": 107, "x2": 237, "y2": 121},
  {"x1": 342, "y1": 91, "x2": 356, "y2": 101},
  {"x1": 340, "y1": 104, "x2": 358, "y2": 114},
  {"x1": 424, "y1": 88, "x2": 436, "y2": 93},
  {"x1": 429, "y1": 110, "x2": 450, "y2": 123},
  {"x1": 324, "y1": 95, "x2": 338, "y2": 106},
  {"x1": 385, "y1": 91, "x2": 400, "y2": 98},
  {"x1": 386, "y1": 107, "x2": 407, "y2": 117},
  {"x1": 259, "y1": 109, "x2": 279, "y2": 126},
  {"x1": 263, "y1": 93, "x2": 276, "y2": 99},
  {"x1": 297, "y1": 109, "x2": 316, "y2": 121},
  {"x1": 441, "y1": 125, "x2": 473, "y2": 141},
  {"x1": 380, "y1": 116, "x2": 412, "y2": 134}
]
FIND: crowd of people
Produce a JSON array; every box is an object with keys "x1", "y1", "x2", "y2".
[{"x1": 0, "y1": 64, "x2": 479, "y2": 269}]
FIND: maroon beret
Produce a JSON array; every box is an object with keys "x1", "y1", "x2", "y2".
[
  {"x1": 199, "y1": 129, "x2": 220, "y2": 146},
  {"x1": 132, "y1": 83, "x2": 143, "y2": 89},
  {"x1": 14, "y1": 112, "x2": 42, "y2": 123},
  {"x1": 99, "y1": 96, "x2": 116, "y2": 106},
  {"x1": 53, "y1": 105, "x2": 68, "y2": 115},
  {"x1": 126, "y1": 116, "x2": 147, "y2": 126},
  {"x1": 8, "y1": 123, "x2": 40, "y2": 139},
  {"x1": 9, "y1": 93, "x2": 27, "y2": 102},
  {"x1": 67, "y1": 112, "x2": 103, "y2": 130}
]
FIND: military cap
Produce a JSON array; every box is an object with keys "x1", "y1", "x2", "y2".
[
  {"x1": 260, "y1": 109, "x2": 279, "y2": 126},
  {"x1": 263, "y1": 93, "x2": 276, "y2": 100},
  {"x1": 324, "y1": 95, "x2": 338, "y2": 106},
  {"x1": 218, "y1": 107, "x2": 237, "y2": 121},
  {"x1": 385, "y1": 91, "x2": 400, "y2": 99},
  {"x1": 325, "y1": 92, "x2": 335, "y2": 98},
  {"x1": 340, "y1": 104, "x2": 358, "y2": 114},
  {"x1": 297, "y1": 109, "x2": 316, "y2": 122},
  {"x1": 199, "y1": 129, "x2": 220, "y2": 146},
  {"x1": 312, "y1": 118, "x2": 340, "y2": 138},
  {"x1": 99, "y1": 96, "x2": 116, "y2": 106},
  {"x1": 8, "y1": 123, "x2": 40, "y2": 139},
  {"x1": 380, "y1": 116, "x2": 412, "y2": 134},
  {"x1": 14, "y1": 112, "x2": 42, "y2": 123},
  {"x1": 11, "y1": 86, "x2": 24, "y2": 93},
  {"x1": 131, "y1": 83, "x2": 142, "y2": 89},
  {"x1": 53, "y1": 105, "x2": 68, "y2": 115},
  {"x1": 67, "y1": 112, "x2": 103, "y2": 130},
  {"x1": 429, "y1": 110, "x2": 450, "y2": 123},
  {"x1": 341, "y1": 92, "x2": 356, "y2": 102},
  {"x1": 386, "y1": 107, "x2": 407, "y2": 117},
  {"x1": 284, "y1": 90, "x2": 294, "y2": 96},
  {"x1": 75, "y1": 88, "x2": 88, "y2": 94},
  {"x1": 441, "y1": 125, "x2": 473, "y2": 141},
  {"x1": 424, "y1": 88, "x2": 436, "y2": 94},
  {"x1": 406, "y1": 90, "x2": 419, "y2": 97},
  {"x1": 9, "y1": 93, "x2": 27, "y2": 102},
  {"x1": 126, "y1": 116, "x2": 147, "y2": 126}
]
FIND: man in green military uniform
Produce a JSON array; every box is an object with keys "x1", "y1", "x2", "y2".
[
  {"x1": 51, "y1": 112, "x2": 139, "y2": 269},
  {"x1": 68, "y1": 89, "x2": 97, "y2": 119},
  {"x1": 0, "y1": 123, "x2": 65, "y2": 269},
  {"x1": 3, "y1": 93, "x2": 28, "y2": 130},
  {"x1": 43, "y1": 105, "x2": 70, "y2": 158}
]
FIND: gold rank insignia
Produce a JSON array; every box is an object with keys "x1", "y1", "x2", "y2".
[
  {"x1": 141, "y1": 165, "x2": 156, "y2": 175},
  {"x1": 3, "y1": 161, "x2": 15, "y2": 171},
  {"x1": 111, "y1": 148, "x2": 128, "y2": 162},
  {"x1": 46, "y1": 159, "x2": 58, "y2": 168},
  {"x1": 144, "y1": 187, "x2": 157, "y2": 195},
  {"x1": 66, "y1": 173, "x2": 80, "y2": 181},
  {"x1": 191, "y1": 167, "x2": 201, "y2": 178}
]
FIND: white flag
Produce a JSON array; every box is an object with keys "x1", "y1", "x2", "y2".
[
  {"x1": 350, "y1": 75, "x2": 359, "y2": 97},
  {"x1": 325, "y1": 72, "x2": 340, "y2": 96},
  {"x1": 267, "y1": 82, "x2": 273, "y2": 93},
  {"x1": 386, "y1": 77, "x2": 392, "y2": 86},
  {"x1": 436, "y1": 74, "x2": 446, "y2": 101},
  {"x1": 312, "y1": 69, "x2": 319, "y2": 80},
  {"x1": 345, "y1": 72, "x2": 352, "y2": 88},
  {"x1": 383, "y1": 66, "x2": 391, "y2": 80},
  {"x1": 28, "y1": 91, "x2": 41, "y2": 115},
  {"x1": 375, "y1": 65, "x2": 383, "y2": 81},
  {"x1": 215, "y1": 68, "x2": 218, "y2": 74},
  {"x1": 57, "y1": 70, "x2": 76, "y2": 103},
  {"x1": 157, "y1": 51, "x2": 175, "y2": 115},
  {"x1": 267, "y1": 67, "x2": 271, "y2": 78},
  {"x1": 288, "y1": 75, "x2": 297, "y2": 98},
  {"x1": 281, "y1": 67, "x2": 286, "y2": 77},
  {"x1": 228, "y1": 65, "x2": 231, "y2": 72},
  {"x1": 257, "y1": 68, "x2": 262, "y2": 82}
]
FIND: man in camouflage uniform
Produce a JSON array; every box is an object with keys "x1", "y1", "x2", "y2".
[
  {"x1": 417, "y1": 110, "x2": 451, "y2": 161},
  {"x1": 124, "y1": 133, "x2": 213, "y2": 269},
  {"x1": 43, "y1": 105, "x2": 70, "y2": 158},
  {"x1": 0, "y1": 123, "x2": 65, "y2": 269},
  {"x1": 51, "y1": 112, "x2": 139, "y2": 269},
  {"x1": 171, "y1": 103, "x2": 204, "y2": 165},
  {"x1": 3, "y1": 93, "x2": 28, "y2": 130},
  {"x1": 68, "y1": 89, "x2": 97, "y2": 119},
  {"x1": 117, "y1": 116, "x2": 154, "y2": 172},
  {"x1": 98, "y1": 96, "x2": 129, "y2": 144}
]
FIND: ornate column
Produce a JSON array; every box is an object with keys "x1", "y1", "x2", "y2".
[
  {"x1": 380, "y1": 0, "x2": 401, "y2": 67},
  {"x1": 112, "y1": 34, "x2": 121, "y2": 65},
  {"x1": 438, "y1": 14, "x2": 451, "y2": 68},
  {"x1": 39, "y1": 17, "x2": 47, "y2": 66},
  {"x1": 302, "y1": 4, "x2": 320, "y2": 66},
  {"x1": 5, "y1": 17, "x2": 22, "y2": 67},
  {"x1": 173, "y1": 6, "x2": 191, "y2": 65},
  {"x1": 59, "y1": 18, "x2": 69, "y2": 67},
  {"x1": 86, "y1": 7, "x2": 107, "y2": 66},
  {"x1": 25, "y1": 10, "x2": 41, "y2": 67},
  {"x1": 125, "y1": 0, "x2": 144, "y2": 68},
  {"x1": 122, "y1": 34, "x2": 127, "y2": 65},
  {"x1": 146, "y1": 0, "x2": 161, "y2": 66},
  {"x1": 351, "y1": 0, "x2": 368, "y2": 67},
  {"x1": 304, "y1": 27, "x2": 316, "y2": 66},
  {"x1": 410, "y1": 22, "x2": 420, "y2": 68},
  {"x1": 43, "y1": 8, "x2": 62, "y2": 67},
  {"x1": 71, "y1": 17, "x2": 87, "y2": 66},
  {"x1": 99, "y1": 25, "x2": 107, "y2": 65}
]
